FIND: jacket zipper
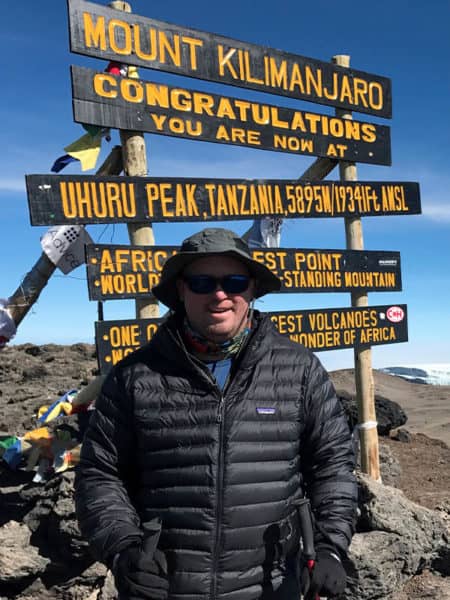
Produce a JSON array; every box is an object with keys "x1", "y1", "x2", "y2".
[
  {"x1": 210, "y1": 392, "x2": 225, "y2": 600},
  {"x1": 208, "y1": 343, "x2": 256, "y2": 600}
]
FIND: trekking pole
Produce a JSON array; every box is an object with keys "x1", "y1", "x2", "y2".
[{"x1": 295, "y1": 497, "x2": 320, "y2": 600}]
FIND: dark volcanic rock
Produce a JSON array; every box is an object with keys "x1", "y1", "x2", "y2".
[
  {"x1": 379, "y1": 442, "x2": 402, "y2": 487},
  {"x1": 337, "y1": 389, "x2": 408, "y2": 436},
  {"x1": 391, "y1": 428, "x2": 413, "y2": 443},
  {"x1": 22, "y1": 365, "x2": 50, "y2": 381}
]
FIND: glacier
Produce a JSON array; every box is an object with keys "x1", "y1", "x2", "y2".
[{"x1": 379, "y1": 364, "x2": 450, "y2": 385}]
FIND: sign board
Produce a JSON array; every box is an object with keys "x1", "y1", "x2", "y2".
[
  {"x1": 67, "y1": 0, "x2": 392, "y2": 118},
  {"x1": 71, "y1": 66, "x2": 391, "y2": 165},
  {"x1": 25, "y1": 175, "x2": 420, "y2": 225},
  {"x1": 95, "y1": 304, "x2": 408, "y2": 373},
  {"x1": 86, "y1": 244, "x2": 402, "y2": 301}
]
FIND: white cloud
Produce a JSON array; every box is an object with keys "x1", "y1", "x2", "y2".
[
  {"x1": 422, "y1": 203, "x2": 450, "y2": 223},
  {"x1": 0, "y1": 179, "x2": 26, "y2": 192}
]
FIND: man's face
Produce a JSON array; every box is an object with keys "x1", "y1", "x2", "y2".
[{"x1": 177, "y1": 255, "x2": 255, "y2": 343}]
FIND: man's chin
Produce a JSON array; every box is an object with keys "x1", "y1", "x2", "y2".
[{"x1": 205, "y1": 324, "x2": 236, "y2": 343}]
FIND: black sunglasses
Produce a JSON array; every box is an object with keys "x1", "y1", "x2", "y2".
[{"x1": 183, "y1": 274, "x2": 251, "y2": 294}]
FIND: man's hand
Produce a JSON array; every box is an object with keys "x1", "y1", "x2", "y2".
[
  {"x1": 113, "y1": 520, "x2": 169, "y2": 600},
  {"x1": 301, "y1": 549, "x2": 347, "y2": 599}
]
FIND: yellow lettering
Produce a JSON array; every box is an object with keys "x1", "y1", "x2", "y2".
[
  {"x1": 369, "y1": 82, "x2": 383, "y2": 110},
  {"x1": 121, "y1": 79, "x2": 144, "y2": 103},
  {"x1": 353, "y1": 78, "x2": 369, "y2": 108},
  {"x1": 150, "y1": 113, "x2": 167, "y2": 130},
  {"x1": 361, "y1": 123, "x2": 377, "y2": 143},
  {"x1": 171, "y1": 89, "x2": 192, "y2": 111},
  {"x1": 133, "y1": 25, "x2": 157, "y2": 61},
  {"x1": 182, "y1": 36, "x2": 203, "y2": 70},
  {"x1": 216, "y1": 97, "x2": 237, "y2": 120},
  {"x1": 217, "y1": 46, "x2": 238, "y2": 78},
  {"x1": 247, "y1": 130, "x2": 261, "y2": 145},
  {"x1": 83, "y1": 13, "x2": 106, "y2": 50},
  {"x1": 108, "y1": 19, "x2": 132, "y2": 55},
  {"x1": 145, "y1": 82, "x2": 170, "y2": 108},
  {"x1": 99, "y1": 250, "x2": 115, "y2": 273},
  {"x1": 243, "y1": 50, "x2": 264, "y2": 84},
  {"x1": 288, "y1": 63, "x2": 305, "y2": 93},
  {"x1": 94, "y1": 73, "x2": 117, "y2": 98},
  {"x1": 305, "y1": 66, "x2": 322, "y2": 97},
  {"x1": 269, "y1": 58, "x2": 288, "y2": 89},
  {"x1": 215, "y1": 124, "x2": 230, "y2": 141},
  {"x1": 192, "y1": 93, "x2": 215, "y2": 116},
  {"x1": 160, "y1": 183, "x2": 174, "y2": 216},
  {"x1": 270, "y1": 107, "x2": 289, "y2": 129},
  {"x1": 158, "y1": 31, "x2": 181, "y2": 66}
]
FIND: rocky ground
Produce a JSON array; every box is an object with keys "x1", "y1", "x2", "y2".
[{"x1": 0, "y1": 343, "x2": 449, "y2": 599}]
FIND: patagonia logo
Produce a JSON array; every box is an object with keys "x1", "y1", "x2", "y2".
[{"x1": 256, "y1": 407, "x2": 276, "y2": 415}]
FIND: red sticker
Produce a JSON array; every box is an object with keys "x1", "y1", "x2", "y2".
[{"x1": 386, "y1": 306, "x2": 404, "y2": 323}]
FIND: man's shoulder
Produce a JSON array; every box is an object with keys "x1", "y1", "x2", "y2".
[
  {"x1": 258, "y1": 313, "x2": 315, "y2": 358},
  {"x1": 109, "y1": 319, "x2": 173, "y2": 376}
]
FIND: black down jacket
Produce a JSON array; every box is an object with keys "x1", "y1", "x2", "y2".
[{"x1": 75, "y1": 313, "x2": 357, "y2": 599}]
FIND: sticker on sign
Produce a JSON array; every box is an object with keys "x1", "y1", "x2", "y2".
[{"x1": 386, "y1": 306, "x2": 405, "y2": 323}]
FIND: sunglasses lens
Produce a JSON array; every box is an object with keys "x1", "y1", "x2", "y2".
[
  {"x1": 185, "y1": 275, "x2": 216, "y2": 294},
  {"x1": 184, "y1": 275, "x2": 250, "y2": 294},
  {"x1": 222, "y1": 275, "x2": 250, "y2": 293}
]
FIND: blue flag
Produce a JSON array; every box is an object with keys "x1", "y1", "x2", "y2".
[{"x1": 51, "y1": 154, "x2": 77, "y2": 173}]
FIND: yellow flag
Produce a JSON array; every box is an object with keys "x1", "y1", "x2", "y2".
[{"x1": 64, "y1": 133, "x2": 102, "y2": 171}]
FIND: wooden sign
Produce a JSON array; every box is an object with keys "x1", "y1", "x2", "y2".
[
  {"x1": 67, "y1": 0, "x2": 392, "y2": 118},
  {"x1": 86, "y1": 244, "x2": 402, "y2": 301},
  {"x1": 71, "y1": 66, "x2": 391, "y2": 165},
  {"x1": 95, "y1": 304, "x2": 408, "y2": 373},
  {"x1": 26, "y1": 176, "x2": 420, "y2": 226}
]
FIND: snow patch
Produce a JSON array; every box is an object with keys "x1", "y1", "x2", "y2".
[{"x1": 379, "y1": 364, "x2": 450, "y2": 385}]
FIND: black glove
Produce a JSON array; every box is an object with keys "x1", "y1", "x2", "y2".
[
  {"x1": 113, "y1": 520, "x2": 169, "y2": 600},
  {"x1": 301, "y1": 549, "x2": 347, "y2": 599}
]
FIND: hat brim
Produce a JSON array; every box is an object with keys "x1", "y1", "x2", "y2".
[{"x1": 152, "y1": 249, "x2": 281, "y2": 310}]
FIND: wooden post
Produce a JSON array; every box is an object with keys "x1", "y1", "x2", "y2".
[
  {"x1": 298, "y1": 156, "x2": 338, "y2": 181},
  {"x1": 109, "y1": 1, "x2": 158, "y2": 320},
  {"x1": 333, "y1": 55, "x2": 380, "y2": 480},
  {"x1": 5, "y1": 146, "x2": 124, "y2": 330}
]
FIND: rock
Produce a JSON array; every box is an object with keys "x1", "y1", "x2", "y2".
[
  {"x1": 49, "y1": 562, "x2": 110, "y2": 600},
  {"x1": 379, "y1": 442, "x2": 402, "y2": 487},
  {"x1": 22, "y1": 472, "x2": 91, "y2": 565},
  {"x1": 357, "y1": 472, "x2": 449, "y2": 554},
  {"x1": 343, "y1": 531, "x2": 413, "y2": 599},
  {"x1": 339, "y1": 473, "x2": 450, "y2": 599},
  {"x1": 14, "y1": 578, "x2": 58, "y2": 599},
  {"x1": 374, "y1": 394, "x2": 408, "y2": 434},
  {"x1": 391, "y1": 427, "x2": 412, "y2": 442},
  {"x1": 435, "y1": 499, "x2": 450, "y2": 516},
  {"x1": 0, "y1": 468, "x2": 35, "y2": 525},
  {"x1": 0, "y1": 521, "x2": 50, "y2": 590},
  {"x1": 337, "y1": 390, "x2": 408, "y2": 436},
  {"x1": 24, "y1": 345, "x2": 42, "y2": 357},
  {"x1": 22, "y1": 364, "x2": 50, "y2": 381},
  {"x1": 393, "y1": 569, "x2": 450, "y2": 600}
]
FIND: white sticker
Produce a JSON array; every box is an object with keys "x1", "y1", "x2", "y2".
[{"x1": 386, "y1": 306, "x2": 405, "y2": 323}]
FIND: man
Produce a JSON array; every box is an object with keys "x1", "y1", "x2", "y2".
[{"x1": 75, "y1": 227, "x2": 357, "y2": 600}]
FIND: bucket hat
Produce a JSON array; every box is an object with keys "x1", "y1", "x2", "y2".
[{"x1": 152, "y1": 228, "x2": 281, "y2": 310}]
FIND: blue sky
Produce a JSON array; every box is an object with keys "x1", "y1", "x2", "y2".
[{"x1": 1, "y1": 0, "x2": 449, "y2": 371}]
